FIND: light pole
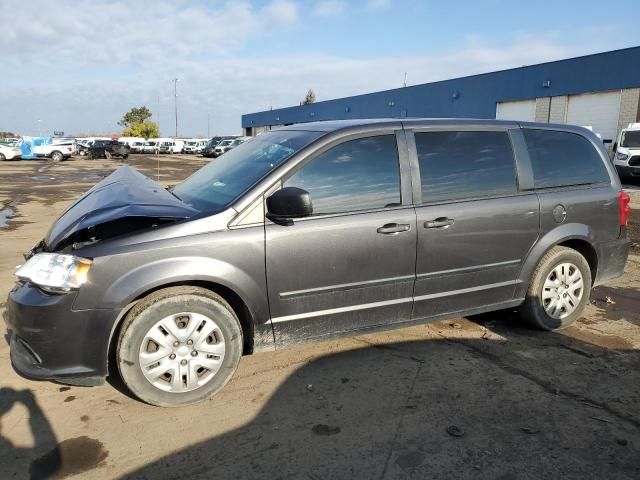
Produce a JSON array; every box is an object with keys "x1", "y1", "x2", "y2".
[
  {"x1": 37, "y1": 119, "x2": 42, "y2": 137},
  {"x1": 172, "y1": 78, "x2": 179, "y2": 137}
]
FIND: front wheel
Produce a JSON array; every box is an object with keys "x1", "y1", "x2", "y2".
[
  {"x1": 520, "y1": 246, "x2": 592, "y2": 330},
  {"x1": 0, "y1": 153, "x2": 5, "y2": 161},
  {"x1": 116, "y1": 286, "x2": 243, "y2": 407}
]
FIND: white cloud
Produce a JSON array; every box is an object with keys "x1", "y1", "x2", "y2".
[
  {"x1": 0, "y1": 0, "x2": 295, "y2": 66},
  {"x1": 313, "y1": 0, "x2": 346, "y2": 17},
  {"x1": 263, "y1": 0, "x2": 299, "y2": 25}
]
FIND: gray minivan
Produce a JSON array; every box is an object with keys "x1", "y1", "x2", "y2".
[{"x1": 5, "y1": 119, "x2": 631, "y2": 406}]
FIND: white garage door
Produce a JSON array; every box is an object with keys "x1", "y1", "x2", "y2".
[
  {"x1": 566, "y1": 90, "x2": 621, "y2": 142},
  {"x1": 495, "y1": 99, "x2": 536, "y2": 121}
]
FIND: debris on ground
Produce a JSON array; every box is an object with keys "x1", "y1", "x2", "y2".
[{"x1": 446, "y1": 425, "x2": 465, "y2": 437}]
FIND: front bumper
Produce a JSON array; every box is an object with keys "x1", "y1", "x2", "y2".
[
  {"x1": 4, "y1": 282, "x2": 119, "y2": 386},
  {"x1": 616, "y1": 165, "x2": 640, "y2": 178}
]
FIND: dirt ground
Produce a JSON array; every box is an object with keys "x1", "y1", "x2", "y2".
[{"x1": 0, "y1": 155, "x2": 639, "y2": 479}]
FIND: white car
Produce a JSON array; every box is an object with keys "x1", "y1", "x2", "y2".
[
  {"x1": 613, "y1": 123, "x2": 640, "y2": 181},
  {"x1": 182, "y1": 139, "x2": 209, "y2": 154},
  {"x1": 0, "y1": 144, "x2": 21, "y2": 161},
  {"x1": 142, "y1": 140, "x2": 160, "y2": 154}
]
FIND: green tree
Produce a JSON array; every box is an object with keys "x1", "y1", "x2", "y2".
[
  {"x1": 118, "y1": 106, "x2": 153, "y2": 128},
  {"x1": 122, "y1": 121, "x2": 160, "y2": 139},
  {"x1": 302, "y1": 89, "x2": 316, "y2": 105}
]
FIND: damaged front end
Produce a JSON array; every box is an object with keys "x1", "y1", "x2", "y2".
[{"x1": 40, "y1": 164, "x2": 198, "y2": 253}]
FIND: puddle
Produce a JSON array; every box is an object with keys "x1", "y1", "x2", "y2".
[
  {"x1": 37, "y1": 165, "x2": 50, "y2": 173},
  {"x1": 0, "y1": 208, "x2": 15, "y2": 227},
  {"x1": 29, "y1": 175, "x2": 57, "y2": 181}
]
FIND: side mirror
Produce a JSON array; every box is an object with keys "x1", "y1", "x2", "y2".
[{"x1": 266, "y1": 187, "x2": 313, "y2": 221}]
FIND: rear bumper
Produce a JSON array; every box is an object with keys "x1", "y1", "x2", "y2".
[
  {"x1": 4, "y1": 282, "x2": 119, "y2": 386},
  {"x1": 595, "y1": 229, "x2": 631, "y2": 285}
]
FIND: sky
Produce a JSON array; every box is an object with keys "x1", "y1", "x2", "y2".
[{"x1": 2, "y1": 0, "x2": 640, "y2": 137}]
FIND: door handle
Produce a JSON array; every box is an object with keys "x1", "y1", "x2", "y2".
[
  {"x1": 424, "y1": 217, "x2": 455, "y2": 229},
  {"x1": 377, "y1": 223, "x2": 411, "y2": 235}
]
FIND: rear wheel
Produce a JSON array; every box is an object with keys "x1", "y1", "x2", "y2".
[
  {"x1": 520, "y1": 246, "x2": 592, "y2": 330},
  {"x1": 0, "y1": 153, "x2": 5, "y2": 161},
  {"x1": 116, "y1": 286, "x2": 243, "y2": 407},
  {"x1": 50, "y1": 151, "x2": 63, "y2": 162}
]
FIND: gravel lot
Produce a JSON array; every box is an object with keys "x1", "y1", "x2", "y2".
[{"x1": 0, "y1": 155, "x2": 639, "y2": 479}]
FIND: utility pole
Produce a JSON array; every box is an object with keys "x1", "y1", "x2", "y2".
[
  {"x1": 173, "y1": 78, "x2": 179, "y2": 137},
  {"x1": 403, "y1": 72, "x2": 407, "y2": 88},
  {"x1": 157, "y1": 95, "x2": 161, "y2": 132}
]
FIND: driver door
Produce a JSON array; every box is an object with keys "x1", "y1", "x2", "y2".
[{"x1": 265, "y1": 132, "x2": 417, "y2": 345}]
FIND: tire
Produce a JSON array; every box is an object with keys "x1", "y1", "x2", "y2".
[
  {"x1": 123, "y1": 154, "x2": 129, "y2": 159},
  {"x1": 0, "y1": 153, "x2": 5, "y2": 161},
  {"x1": 520, "y1": 246, "x2": 592, "y2": 330},
  {"x1": 116, "y1": 286, "x2": 243, "y2": 407},
  {"x1": 105, "y1": 151, "x2": 112, "y2": 159},
  {"x1": 50, "y1": 151, "x2": 63, "y2": 162}
]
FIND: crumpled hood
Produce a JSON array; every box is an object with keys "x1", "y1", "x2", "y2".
[{"x1": 46, "y1": 165, "x2": 198, "y2": 250}]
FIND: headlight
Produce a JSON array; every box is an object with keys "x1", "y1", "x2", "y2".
[
  {"x1": 16, "y1": 253, "x2": 92, "y2": 293},
  {"x1": 615, "y1": 152, "x2": 629, "y2": 161}
]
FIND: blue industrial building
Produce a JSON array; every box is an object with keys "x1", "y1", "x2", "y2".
[{"x1": 242, "y1": 46, "x2": 640, "y2": 144}]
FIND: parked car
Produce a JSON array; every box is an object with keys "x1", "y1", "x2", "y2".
[
  {"x1": 612, "y1": 123, "x2": 640, "y2": 181},
  {"x1": 5, "y1": 119, "x2": 631, "y2": 407},
  {"x1": 182, "y1": 139, "x2": 209, "y2": 154},
  {"x1": 32, "y1": 141, "x2": 75, "y2": 161},
  {"x1": 129, "y1": 141, "x2": 146, "y2": 154},
  {"x1": 0, "y1": 144, "x2": 21, "y2": 160},
  {"x1": 202, "y1": 136, "x2": 224, "y2": 157},
  {"x1": 212, "y1": 137, "x2": 247, "y2": 157},
  {"x1": 142, "y1": 140, "x2": 160, "y2": 154},
  {"x1": 89, "y1": 140, "x2": 130, "y2": 159}
]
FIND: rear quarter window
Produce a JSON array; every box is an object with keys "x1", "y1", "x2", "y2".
[{"x1": 523, "y1": 129, "x2": 610, "y2": 189}]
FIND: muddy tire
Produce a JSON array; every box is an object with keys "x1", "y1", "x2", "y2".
[
  {"x1": 116, "y1": 286, "x2": 243, "y2": 407},
  {"x1": 520, "y1": 246, "x2": 592, "y2": 330},
  {"x1": 50, "y1": 151, "x2": 63, "y2": 162},
  {"x1": 0, "y1": 153, "x2": 5, "y2": 161}
]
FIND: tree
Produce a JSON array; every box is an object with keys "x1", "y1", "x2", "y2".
[
  {"x1": 302, "y1": 89, "x2": 316, "y2": 105},
  {"x1": 118, "y1": 106, "x2": 153, "y2": 128},
  {"x1": 122, "y1": 121, "x2": 160, "y2": 139}
]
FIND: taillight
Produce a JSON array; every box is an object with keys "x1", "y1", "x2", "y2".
[{"x1": 619, "y1": 191, "x2": 631, "y2": 226}]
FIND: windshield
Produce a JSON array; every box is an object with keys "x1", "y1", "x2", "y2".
[
  {"x1": 145, "y1": 141, "x2": 156, "y2": 146},
  {"x1": 186, "y1": 141, "x2": 197, "y2": 146},
  {"x1": 219, "y1": 140, "x2": 233, "y2": 147},
  {"x1": 621, "y1": 130, "x2": 640, "y2": 148},
  {"x1": 173, "y1": 130, "x2": 322, "y2": 212}
]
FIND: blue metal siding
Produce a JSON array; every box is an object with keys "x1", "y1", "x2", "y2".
[{"x1": 242, "y1": 47, "x2": 640, "y2": 129}]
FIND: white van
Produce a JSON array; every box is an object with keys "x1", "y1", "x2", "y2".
[
  {"x1": 158, "y1": 139, "x2": 184, "y2": 154},
  {"x1": 613, "y1": 123, "x2": 640, "y2": 181}
]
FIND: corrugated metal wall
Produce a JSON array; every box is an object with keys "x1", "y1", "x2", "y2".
[{"x1": 242, "y1": 47, "x2": 640, "y2": 129}]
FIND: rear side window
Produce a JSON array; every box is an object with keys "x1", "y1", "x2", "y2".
[
  {"x1": 415, "y1": 131, "x2": 517, "y2": 203},
  {"x1": 284, "y1": 135, "x2": 401, "y2": 215},
  {"x1": 523, "y1": 129, "x2": 610, "y2": 188}
]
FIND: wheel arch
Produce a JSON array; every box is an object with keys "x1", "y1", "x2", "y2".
[
  {"x1": 106, "y1": 279, "x2": 260, "y2": 379},
  {"x1": 516, "y1": 223, "x2": 598, "y2": 298}
]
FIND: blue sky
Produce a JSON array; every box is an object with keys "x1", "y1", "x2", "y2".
[{"x1": 2, "y1": 0, "x2": 640, "y2": 136}]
